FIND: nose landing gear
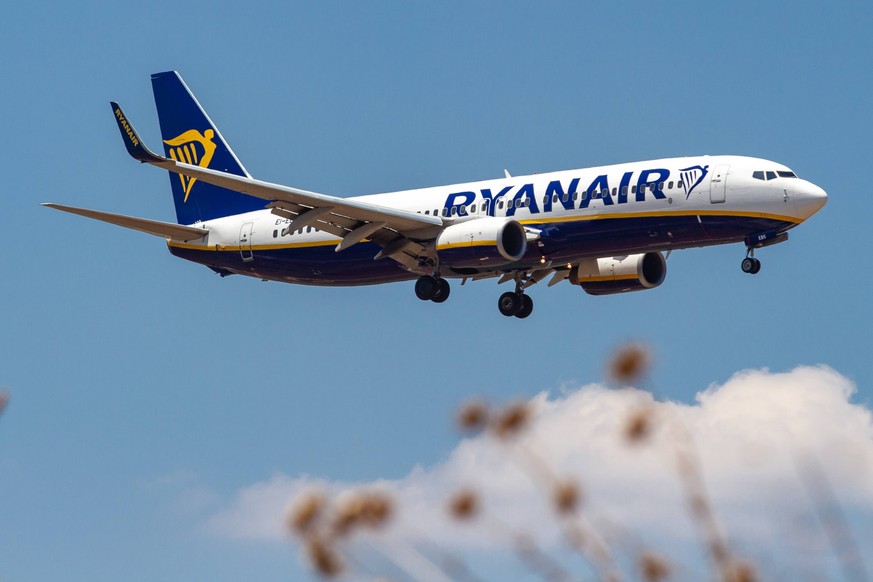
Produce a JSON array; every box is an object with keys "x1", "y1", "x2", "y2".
[{"x1": 741, "y1": 250, "x2": 761, "y2": 274}]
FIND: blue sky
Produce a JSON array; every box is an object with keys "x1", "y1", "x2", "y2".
[{"x1": 1, "y1": 2, "x2": 871, "y2": 580}]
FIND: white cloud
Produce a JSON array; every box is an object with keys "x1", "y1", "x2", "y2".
[{"x1": 203, "y1": 366, "x2": 873, "y2": 576}]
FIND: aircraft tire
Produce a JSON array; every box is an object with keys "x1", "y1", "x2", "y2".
[
  {"x1": 515, "y1": 294, "x2": 534, "y2": 319},
  {"x1": 741, "y1": 257, "x2": 755, "y2": 274},
  {"x1": 431, "y1": 278, "x2": 451, "y2": 303},
  {"x1": 750, "y1": 258, "x2": 761, "y2": 274},
  {"x1": 415, "y1": 275, "x2": 438, "y2": 300},
  {"x1": 498, "y1": 291, "x2": 522, "y2": 317}
]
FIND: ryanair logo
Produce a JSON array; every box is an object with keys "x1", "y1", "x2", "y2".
[
  {"x1": 163, "y1": 129, "x2": 217, "y2": 202},
  {"x1": 114, "y1": 108, "x2": 139, "y2": 148},
  {"x1": 679, "y1": 165, "x2": 709, "y2": 199}
]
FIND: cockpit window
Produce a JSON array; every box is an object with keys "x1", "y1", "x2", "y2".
[
  {"x1": 766, "y1": 171, "x2": 777, "y2": 180},
  {"x1": 777, "y1": 171, "x2": 797, "y2": 178},
  {"x1": 753, "y1": 171, "x2": 765, "y2": 180}
]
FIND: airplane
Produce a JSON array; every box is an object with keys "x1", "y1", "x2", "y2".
[{"x1": 44, "y1": 71, "x2": 828, "y2": 318}]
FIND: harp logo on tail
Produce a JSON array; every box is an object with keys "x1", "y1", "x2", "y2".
[
  {"x1": 163, "y1": 129, "x2": 217, "y2": 202},
  {"x1": 679, "y1": 165, "x2": 709, "y2": 199}
]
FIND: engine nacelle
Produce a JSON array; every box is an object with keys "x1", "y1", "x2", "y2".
[
  {"x1": 570, "y1": 252, "x2": 666, "y2": 296},
  {"x1": 436, "y1": 218, "x2": 527, "y2": 268}
]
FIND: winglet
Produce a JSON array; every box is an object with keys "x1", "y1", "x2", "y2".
[{"x1": 109, "y1": 101, "x2": 165, "y2": 163}]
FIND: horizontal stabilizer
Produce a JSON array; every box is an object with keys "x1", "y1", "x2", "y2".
[{"x1": 42, "y1": 203, "x2": 208, "y2": 241}]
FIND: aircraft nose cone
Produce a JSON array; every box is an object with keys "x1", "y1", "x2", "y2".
[{"x1": 794, "y1": 180, "x2": 828, "y2": 219}]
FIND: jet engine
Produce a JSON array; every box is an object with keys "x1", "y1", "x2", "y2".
[
  {"x1": 436, "y1": 218, "x2": 527, "y2": 268},
  {"x1": 570, "y1": 252, "x2": 666, "y2": 296}
]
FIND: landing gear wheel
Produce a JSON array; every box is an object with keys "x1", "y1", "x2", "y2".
[
  {"x1": 498, "y1": 291, "x2": 522, "y2": 317},
  {"x1": 750, "y1": 258, "x2": 761, "y2": 274},
  {"x1": 431, "y1": 278, "x2": 451, "y2": 303},
  {"x1": 415, "y1": 275, "x2": 438, "y2": 300},
  {"x1": 741, "y1": 257, "x2": 762, "y2": 274},
  {"x1": 515, "y1": 294, "x2": 534, "y2": 319}
]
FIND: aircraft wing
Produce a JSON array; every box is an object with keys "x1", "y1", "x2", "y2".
[
  {"x1": 42, "y1": 203, "x2": 209, "y2": 241},
  {"x1": 112, "y1": 102, "x2": 441, "y2": 265}
]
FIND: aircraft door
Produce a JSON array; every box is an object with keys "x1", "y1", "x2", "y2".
[
  {"x1": 239, "y1": 222, "x2": 254, "y2": 262},
  {"x1": 710, "y1": 165, "x2": 729, "y2": 203}
]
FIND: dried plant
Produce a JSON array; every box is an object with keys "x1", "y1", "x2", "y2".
[
  {"x1": 638, "y1": 551, "x2": 671, "y2": 581},
  {"x1": 448, "y1": 488, "x2": 479, "y2": 521},
  {"x1": 490, "y1": 401, "x2": 531, "y2": 439},
  {"x1": 457, "y1": 399, "x2": 489, "y2": 434},
  {"x1": 304, "y1": 536, "x2": 344, "y2": 578},
  {"x1": 287, "y1": 490, "x2": 326, "y2": 536},
  {"x1": 283, "y1": 341, "x2": 864, "y2": 582},
  {"x1": 608, "y1": 343, "x2": 650, "y2": 385}
]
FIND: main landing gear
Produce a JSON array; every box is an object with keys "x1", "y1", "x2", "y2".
[
  {"x1": 741, "y1": 249, "x2": 761, "y2": 274},
  {"x1": 415, "y1": 274, "x2": 451, "y2": 303},
  {"x1": 498, "y1": 274, "x2": 534, "y2": 319},
  {"x1": 498, "y1": 291, "x2": 533, "y2": 319}
]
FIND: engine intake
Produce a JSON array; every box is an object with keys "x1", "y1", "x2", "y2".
[
  {"x1": 436, "y1": 218, "x2": 527, "y2": 268},
  {"x1": 570, "y1": 252, "x2": 666, "y2": 296}
]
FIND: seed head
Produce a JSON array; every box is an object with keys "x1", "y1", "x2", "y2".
[
  {"x1": 624, "y1": 406, "x2": 655, "y2": 444},
  {"x1": 359, "y1": 491, "x2": 393, "y2": 529},
  {"x1": 332, "y1": 490, "x2": 366, "y2": 536},
  {"x1": 609, "y1": 343, "x2": 651, "y2": 385},
  {"x1": 726, "y1": 561, "x2": 757, "y2": 582},
  {"x1": 639, "y1": 551, "x2": 671, "y2": 581},
  {"x1": 552, "y1": 478, "x2": 582, "y2": 515},
  {"x1": 305, "y1": 537, "x2": 343, "y2": 578},
  {"x1": 287, "y1": 490, "x2": 326, "y2": 536},
  {"x1": 448, "y1": 488, "x2": 479, "y2": 521},
  {"x1": 492, "y1": 402, "x2": 531, "y2": 439},
  {"x1": 457, "y1": 399, "x2": 489, "y2": 433}
]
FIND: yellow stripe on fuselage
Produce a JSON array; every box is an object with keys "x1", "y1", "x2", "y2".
[
  {"x1": 517, "y1": 208, "x2": 802, "y2": 226},
  {"x1": 168, "y1": 210, "x2": 797, "y2": 253}
]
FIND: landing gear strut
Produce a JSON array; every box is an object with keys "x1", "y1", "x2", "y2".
[
  {"x1": 741, "y1": 250, "x2": 761, "y2": 274},
  {"x1": 415, "y1": 275, "x2": 451, "y2": 303}
]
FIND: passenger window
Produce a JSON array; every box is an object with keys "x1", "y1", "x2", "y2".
[
  {"x1": 483, "y1": 201, "x2": 490, "y2": 212},
  {"x1": 677, "y1": 181, "x2": 683, "y2": 189},
  {"x1": 753, "y1": 171, "x2": 765, "y2": 180},
  {"x1": 612, "y1": 187, "x2": 616, "y2": 196},
  {"x1": 766, "y1": 171, "x2": 777, "y2": 180},
  {"x1": 553, "y1": 195, "x2": 558, "y2": 203},
  {"x1": 573, "y1": 192, "x2": 578, "y2": 200},
  {"x1": 631, "y1": 185, "x2": 637, "y2": 194},
  {"x1": 498, "y1": 200, "x2": 504, "y2": 209},
  {"x1": 425, "y1": 210, "x2": 430, "y2": 215},
  {"x1": 273, "y1": 230, "x2": 278, "y2": 238},
  {"x1": 668, "y1": 181, "x2": 673, "y2": 189},
  {"x1": 306, "y1": 226, "x2": 311, "y2": 233},
  {"x1": 658, "y1": 182, "x2": 664, "y2": 190},
  {"x1": 442, "y1": 208, "x2": 448, "y2": 217},
  {"x1": 621, "y1": 186, "x2": 628, "y2": 195},
  {"x1": 561, "y1": 193, "x2": 568, "y2": 202},
  {"x1": 471, "y1": 204, "x2": 476, "y2": 213}
]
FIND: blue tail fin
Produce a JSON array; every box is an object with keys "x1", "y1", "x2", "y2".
[{"x1": 151, "y1": 71, "x2": 264, "y2": 224}]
